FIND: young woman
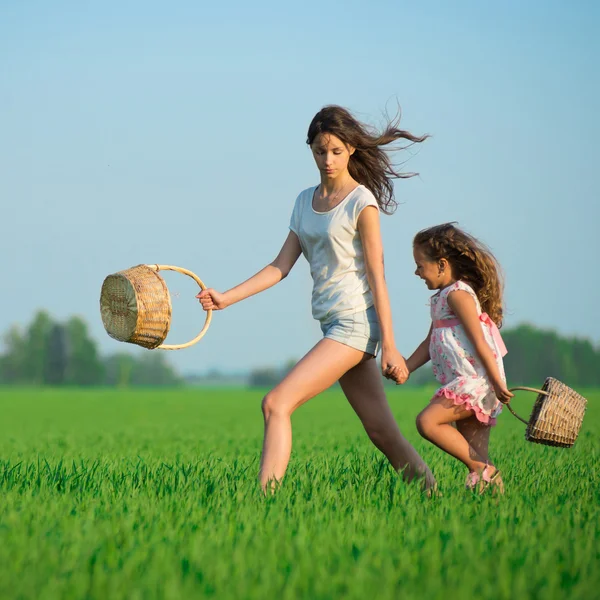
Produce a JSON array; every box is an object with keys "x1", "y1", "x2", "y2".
[{"x1": 198, "y1": 105, "x2": 435, "y2": 492}]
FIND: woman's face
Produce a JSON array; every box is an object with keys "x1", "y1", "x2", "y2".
[{"x1": 310, "y1": 133, "x2": 354, "y2": 179}]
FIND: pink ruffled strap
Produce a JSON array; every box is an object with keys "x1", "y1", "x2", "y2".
[{"x1": 432, "y1": 312, "x2": 507, "y2": 357}]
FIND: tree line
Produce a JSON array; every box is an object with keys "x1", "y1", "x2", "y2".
[
  {"x1": 1, "y1": 312, "x2": 598, "y2": 389},
  {"x1": 249, "y1": 324, "x2": 600, "y2": 389},
  {"x1": 0, "y1": 311, "x2": 183, "y2": 387},
  {"x1": 502, "y1": 324, "x2": 599, "y2": 388}
]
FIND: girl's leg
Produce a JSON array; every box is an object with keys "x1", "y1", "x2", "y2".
[
  {"x1": 456, "y1": 416, "x2": 491, "y2": 464},
  {"x1": 456, "y1": 416, "x2": 504, "y2": 493},
  {"x1": 415, "y1": 396, "x2": 490, "y2": 472},
  {"x1": 339, "y1": 358, "x2": 436, "y2": 491},
  {"x1": 259, "y1": 338, "x2": 366, "y2": 491}
]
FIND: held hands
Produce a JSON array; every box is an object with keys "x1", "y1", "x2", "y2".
[
  {"x1": 493, "y1": 379, "x2": 514, "y2": 404},
  {"x1": 381, "y1": 347, "x2": 410, "y2": 385},
  {"x1": 196, "y1": 289, "x2": 229, "y2": 311}
]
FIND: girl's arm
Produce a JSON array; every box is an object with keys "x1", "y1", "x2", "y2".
[
  {"x1": 197, "y1": 231, "x2": 302, "y2": 310},
  {"x1": 358, "y1": 206, "x2": 408, "y2": 383},
  {"x1": 406, "y1": 325, "x2": 432, "y2": 373},
  {"x1": 447, "y1": 290, "x2": 513, "y2": 403}
]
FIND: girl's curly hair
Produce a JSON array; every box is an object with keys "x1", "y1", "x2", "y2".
[{"x1": 414, "y1": 223, "x2": 505, "y2": 327}]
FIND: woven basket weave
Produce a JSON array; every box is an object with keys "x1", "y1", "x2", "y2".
[
  {"x1": 100, "y1": 264, "x2": 211, "y2": 350},
  {"x1": 506, "y1": 378, "x2": 587, "y2": 448}
]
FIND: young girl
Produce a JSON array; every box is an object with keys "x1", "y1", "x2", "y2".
[
  {"x1": 198, "y1": 105, "x2": 436, "y2": 493},
  {"x1": 406, "y1": 223, "x2": 513, "y2": 493}
]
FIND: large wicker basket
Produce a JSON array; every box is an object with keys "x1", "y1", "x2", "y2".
[
  {"x1": 100, "y1": 264, "x2": 212, "y2": 350},
  {"x1": 506, "y1": 378, "x2": 587, "y2": 448}
]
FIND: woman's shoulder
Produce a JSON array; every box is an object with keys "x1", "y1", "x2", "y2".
[
  {"x1": 300, "y1": 184, "x2": 319, "y2": 195},
  {"x1": 351, "y1": 184, "x2": 378, "y2": 206},
  {"x1": 292, "y1": 185, "x2": 318, "y2": 209},
  {"x1": 344, "y1": 185, "x2": 379, "y2": 219}
]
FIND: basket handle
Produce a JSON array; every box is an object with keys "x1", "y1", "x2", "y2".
[
  {"x1": 505, "y1": 386, "x2": 550, "y2": 425},
  {"x1": 146, "y1": 264, "x2": 212, "y2": 351}
]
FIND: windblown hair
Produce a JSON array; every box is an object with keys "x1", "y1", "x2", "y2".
[
  {"x1": 413, "y1": 223, "x2": 505, "y2": 327},
  {"x1": 306, "y1": 105, "x2": 428, "y2": 214}
]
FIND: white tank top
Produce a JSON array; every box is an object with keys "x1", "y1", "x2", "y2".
[{"x1": 289, "y1": 184, "x2": 379, "y2": 323}]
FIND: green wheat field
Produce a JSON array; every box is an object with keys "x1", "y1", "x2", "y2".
[{"x1": 0, "y1": 386, "x2": 598, "y2": 599}]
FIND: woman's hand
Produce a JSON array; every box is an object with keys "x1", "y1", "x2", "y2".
[
  {"x1": 492, "y1": 379, "x2": 514, "y2": 404},
  {"x1": 196, "y1": 289, "x2": 228, "y2": 311},
  {"x1": 381, "y1": 347, "x2": 410, "y2": 384}
]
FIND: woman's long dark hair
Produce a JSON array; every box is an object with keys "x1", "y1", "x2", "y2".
[{"x1": 306, "y1": 105, "x2": 428, "y2": 214}]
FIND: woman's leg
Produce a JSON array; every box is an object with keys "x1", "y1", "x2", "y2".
[
  {"x1": 259, "y1": 338, "x2": 366, "y2": 491},
  {"x1": 415, "y1": 396, "x2": 489, "y2": 472},
  {"x1": 339, "y1": 358, "x2": 436, "y2": 490}
]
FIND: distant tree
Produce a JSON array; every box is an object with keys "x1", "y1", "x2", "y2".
[
  {"x1": 103, "y1": 352, "x2": 136, "y2": 387},
  {"x1": 0, "y1": 325, "x2": 27, "y2": 383},
  {"x1": 43, "y1": 324, "x2": 68, "y2": 385},
  {"x1": 64, "y1": 316, "x2": 105, "y2": 386},
  {"x1": 21, "y1": 310, "x2": 54, "y2": 384},
  {"x1": 248, "y1": 366, "x2": 282, "y2": 388},
  {"x1": 1, "y1": 313, "x2": 597, "y2": 389},
  {"x1": 0, "y1": 313, "x2": 186, "y2": 387},
  {"x1": 571, "y1": 338, "x2": 599, "y2": 387},
  {"x1": 502, "y1": 324, "x2": 599, "y2": 387},
  {"x1": 130, "y1": 352, "x2": 183, "y2": 387},
  {"x1": 248, "y1": 358, "x2": 309, "y2": 388}
]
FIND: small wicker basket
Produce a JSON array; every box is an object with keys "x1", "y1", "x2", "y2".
[
  {"x1": 100, "y1": 264, "x2": 212, "y2": 351},
  {"x1": 506, "y1": 378, "x2": 587, "y2": 448}
]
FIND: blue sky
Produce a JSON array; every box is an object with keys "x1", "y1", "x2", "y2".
[{"x1": 1, "y1": 1, "x2": 598, "y2": 374}]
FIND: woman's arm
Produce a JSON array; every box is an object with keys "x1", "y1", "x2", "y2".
[
  {"x1": 406, "y1": 325, "x2": 432, "y2": 373},
  {"x1": 358, "y1": 205, "x2": 408, "y2": 382},
  {"x1": 447, "y1": 291, "x2": 513, "y2": 403},
  {"x1": 197, "y1": 231, "x2": 302, "y2": 311}
]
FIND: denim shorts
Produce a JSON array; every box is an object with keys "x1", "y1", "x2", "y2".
[{"x1": 320, "y1": 305, "x2": 381, "y2": 356}]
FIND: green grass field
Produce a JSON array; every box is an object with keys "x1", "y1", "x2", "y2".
[{"x1": 0, "y1": 386, "x2": 597, "y2": 599}]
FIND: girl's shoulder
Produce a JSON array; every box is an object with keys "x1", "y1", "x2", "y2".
[
  {"x1": 444, "y1": 280, "x2": 481, "y2": 308},
  {"x1": 445, "y1": 280, "x2": 476, "y2": 296}
]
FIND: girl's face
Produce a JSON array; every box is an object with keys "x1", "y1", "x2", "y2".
[
  {"x1": 311, "y1": 133, "x2": 355, "y2": 179},
  {"x1": 413, "y1": 246, "x2": 453, "y2": 290}
]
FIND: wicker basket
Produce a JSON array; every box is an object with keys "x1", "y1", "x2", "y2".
[
  {"x1": 100, "y1": 264, "x2": 212, "y2": 350},
  {"x1": 505, "y1": 378, "x2": 587, "y2": 448}
]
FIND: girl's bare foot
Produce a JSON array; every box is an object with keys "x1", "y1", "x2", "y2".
[{"x1": 479, "y1": 464, "x2": 504, "y2": 496}]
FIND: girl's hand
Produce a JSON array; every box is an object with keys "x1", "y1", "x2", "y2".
[
  {"x1": 196, "y1": 289, "x2": 228, "y2": 311},
  {"x1": 493, "y1": 380, "x2": 514, "y2": 404},
  {"x1": 382, "y1": 348, "x2": 410, "y2": 384}
]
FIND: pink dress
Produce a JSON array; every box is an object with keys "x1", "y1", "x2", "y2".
[{"x1": 429, "y1": 281, "x2": 505, "y2": 426}]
